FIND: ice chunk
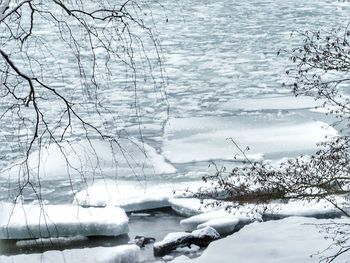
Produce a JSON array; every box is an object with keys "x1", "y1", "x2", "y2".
[
  {"x1": 173, "y1": 217, "x2": 349, "y2": 263},
  {"x1": 163, "y1": 116, "x2": 337, "y2": 163},
  {"x1": 0, "y1": 203, "x2": 129, "y2": 239},
  {"x1": 74, "y1": 180, "x2": 203, "y2": 212},
  {"x1": 2, "y1": 139, "x2": 176, "y2": 181},
  {"x1": 0, "y1": 245, "x2": 140, "y2": 263}
]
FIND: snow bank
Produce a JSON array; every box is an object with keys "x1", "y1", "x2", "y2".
[
  {"x1": 264, "y1": 198, "x2": 350, "y2": 219},
  {"x1": 74, "y1": 180, "x2": 203, "y2": 212},
  {"x1": 0, "y1": 245, "x2": 140, "y2": 263},
  {"x1": 163, "y1": 116, "x2": 337, "y2": 163},
  {"x1": 2, "y1": 138, "x2": 176, "y2": 181},
  {"x1": 0, "y1": 203, "x2": 129, "y2": 239},
  {"x1": 173, "y1": 217, "x2": 349, "y2": 263}
]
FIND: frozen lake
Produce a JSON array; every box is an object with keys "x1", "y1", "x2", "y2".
[{"x1": 1, "y1": 0, "x2": 350, "y2": 262}]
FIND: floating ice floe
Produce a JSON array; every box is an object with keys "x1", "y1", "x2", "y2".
[
  {"x1": 0, "y1": 245, "x2": 140, "y2": 263},
  {"x1": 163, "y1": 116, "x2": 338, "y2": 163},
  {"x1": 0, "y1": 203, "x2": 129, "y2": 239},
  {"x1": 172, "y1": 217, "x2": 349, "y2": 263},
  {"x1": 1, "y1": 138, "x2": 176, "y2": 181},
  {"x1": 74, "y1": 179, "x2": 204, "y2": 212},
  {"x1": 218, "y1": 96, "x2": 322, "y2": 112},
  {"x1": 168, "y1": 198, "x2": 218, "y2": 217}
]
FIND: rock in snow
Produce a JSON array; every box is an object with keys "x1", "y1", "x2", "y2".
[
  {"x1": 0, "y1": 245, "x2": 140, "y2": 263},
  {"x1": 0, "y1": 203, "x2": 129, "y2": 239},
  {"x1": 153, "y1": 226, "x2": 219, "y2": 257}
]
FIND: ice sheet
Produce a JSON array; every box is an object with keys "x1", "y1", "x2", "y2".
[
  {"x1": 0, "y1": 203, "x2": 129, "y2": 239},
  {"x1": 163, "y1": 116, "x2": 337, "y2": 163},
  {"x1": 2, "y1": 139, "x2": 176, "y2": 181},
  {"x1": 74, "y1": 180, "x2": 204, "y2": 212},
  {"x1": 218, "y1": 96, "x2": 321, "y2": 111}
]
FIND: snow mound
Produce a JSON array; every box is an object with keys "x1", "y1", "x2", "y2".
[
  {"x1": 74, "y1": 180, "x2": 203, "y2": 212},
  {"x1": 0, "y1": 203, "x2": 129, "y2": 239},
  {"x1": 163, "y1": 116, "x2": 337, "y2": 163},
  {"x1": 0, "y1": 245, "x2": 140, "y2": 263},
  {"x1": 2, "y1": 139, "x2": 176, "y2": 181},
  {"x1": 173, "y1": 217, "x2": 349, "y2": 263}
]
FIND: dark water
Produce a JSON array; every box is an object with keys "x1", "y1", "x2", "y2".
[{"x1": 0, "y1": 208, "x2": 184, "y2": 262}]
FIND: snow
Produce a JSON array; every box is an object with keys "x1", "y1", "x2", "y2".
[
  {"x1": 180, "y1": 208, "x2": 254, "y2": 233},
  {"x1": 218, "y1": 96, "x2": 321, "y2": 112},
  {"x1": 156, "y1": 232, "x2": 192, "y2": 247},
  {"x1": 74, "y1": 180, "x2": 203, "y2": 212},
  {"x1": 163, "y1": 116, "x2": 338, "y2": 163},
  {"x1": 2, "y1": 139, "x2": 176, "y2": 181},
  {"x1": 154, "y1": 227, "x2": 219, "y2": 255},
  {"x1": 172, "y1": 217, "x2": 349, "y2": 263},
  {"x1": 197, "y1": 218, "x2": 239, "y2": 235},
  {"x1": 191, "y1": 226, "x2": 220, "y2": 240},
  {"x1": 0, "y1": 245, "x2": 140, "y2": 263},
  {"x1": 169, "y1": 198, "x2": 218, "y2": 217},
  {"x1": 264, "y1": 197, "x2": 350, "y2": 219},
  {"x1": 0, "y1": 203, "x2": 129, "y2": 239}
]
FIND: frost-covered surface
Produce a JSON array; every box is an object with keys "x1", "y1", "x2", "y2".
[
  {"x1": 1, "y1": 139, "x2": 176, "y2": 181},
  {"x1": 0, "y1": 203, "x2": 129, "y2": 239},
  {"x1": 173, "y1": 217, "x2": 349, "y2": 263},
  {"x1": 74, "y1": 179, "x2": 203, "y2": 212},
  {"x1": 163, "y1": 116, "x2": 337, "y2": 163},
  {"x1": 0, "y1": 245, "x2": 140, "y2": 263}
]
